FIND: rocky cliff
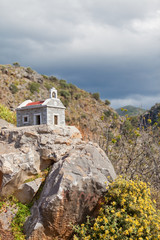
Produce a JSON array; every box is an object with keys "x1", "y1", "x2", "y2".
[
  {"x1": 0, "y1": 64, "x2": 120, "y2": 151},
  {"x1": 141, "y1": 103, "x2": 160, "y2": 126},
  {"x1": 0, "y1": 124, "x2": 116, "y2": 239}
]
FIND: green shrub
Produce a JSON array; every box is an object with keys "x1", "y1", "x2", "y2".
[
  {"x1": 73, "y1": 177, "x2": 160, "y2": 240},
  {"x1": 26, "y1": 67, "x2": 34, "y2": 74},
  {"x1": 59, "y1": 79, "x2": 69, "y2": 89},
  {"x1": 75, "y1": 93, "x2": 81, "y2": 100},
  {"x1": 122, "y1": 119, "x2": 134, "y2": 135},
  {"x1": 113, "y1": 113, "x2": 118, "y2": 119},
  {"x1": 29, "y1": 82, "x2": 40, "y2": 93},
  {"x1": 13, "y1": 62, "x2": 20, "y2": 67},
  {"x1": 81, "y1": 114, "x2": 87, "y2": 119},
  {"x1": 103, "y1": 110, "x2": 112, "y2": 118},
  {"x1": 9, "y1": 84, "x2": 18, "y2": 94},
  {"x1": 0, "y1": 104, "x2": 16, "y2": 125},
  {"x1": 59, "y1": 90, "x2": 70, "y2": 99},
  {"x1": 1, "y1": 65, "x2": 6, "y2": 73},
  {"x1": 68, "y1": 83, "x2": 77, "y2": 90},
  {"x1": 42, "y1": 74, "x2": 49, "y2": 80},
  {"x1": 92, "y1": 92, "x2": 100, "y2": 101},
  {"x1": 61, "y1": 99, "x2": 69, "y2": 107},
  {"x1": 49, "y1": 76, "x2": 59, "y2": 83},
  {"x1": 0, "y1": 196, "x2": 31, "y2": 240},
  {"x1": 44, "y1": 82, "x2": 54, "y2": 91},
  {"x1": 65, "y1": 116, "x2": 70, "y2": 122},
  {"x1": 11, "y1": 203, "x2": 30, "y2": 240},
  {"x1": 105, "y1": 99, "x2": 111, "y2": 105}
]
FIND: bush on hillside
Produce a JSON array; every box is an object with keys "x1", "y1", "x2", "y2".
[
  {"x1": 29, "y1": 82, "x2": 40, "y2": 94},
  {"x1": 59, "y1": 79, "x2": 69, "y2": 89},
  {"x1": 13, "y1": 62, "x2": 20, "y2": 67},
  {"x1": 61, "y1": 99, "x2": 69, "y2": 107},
  {"x1": 42, "y1": 74, "x2": 48, "y2": 80},
  {"x1": 44, "y1": 82, "x2": 54, "y2": 91},
  {"x1": 75, "y1": 93, "x2": 81, "y2": 100},
  {"x1": 9, "y1": 84, "x2": 18, "y2": 94},
  {"x1": 59, "y1": 90, "x2": 70, "y2": 99},
  {"x1": 103, "y1": 110, "x2": 112, "y2": 118},
  {"x1": 92, "y1": 92, "x2": 100, "y2": 101},
  {"x1": 68, "y1": 83, "x2": 77, "y2": 90},
  {"x1": 26, "y1": 67, "x2": 34, "y2": 74},
  {"x1": 105, "y1": 99, "x2": 111, "y2": 105},
  {"x1": 73, "y1": 177, "x2": 160, "y2": 240},
  {"x1": 49, "y1": 76, "x2": 59, "y2": 83}
]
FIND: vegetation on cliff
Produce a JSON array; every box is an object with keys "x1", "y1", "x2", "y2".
[
  {"x1": 0, "y1": 104, "x2": 16, "y2": 125},
  {"x1": 1, "y1": 64, "x2": 160, "y2": 236},
  {"x1": 73, "y1": 177, "x2": 160, "y2": 240},
  {"x1": 0, "y1": 196, "x2": 30, "y2": 240}
]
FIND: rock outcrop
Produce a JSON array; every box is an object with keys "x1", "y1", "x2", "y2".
[
  {"x1": 0, "y1": 64, "x2": 120, "y2": 154},
  {"x1": 0, "y1": 119, "x2": 15, "y2": 130},
  {"x1": 142, "y1": 103, "x2": 160, "y2": 126},
  {"x1": 0, "y1": 125, "x2": 116, "y2": 239},
  {"x1": 0, "y1": 125, "x2": 82, "y2": 200}
]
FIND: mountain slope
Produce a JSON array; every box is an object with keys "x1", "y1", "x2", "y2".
[{"x1": 116, "y1": 105, "x2": 146, "y2": 116}]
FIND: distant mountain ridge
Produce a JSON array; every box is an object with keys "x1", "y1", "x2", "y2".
[{"x1": 116, "y1": 105, "x2": 146, "y2": 116}]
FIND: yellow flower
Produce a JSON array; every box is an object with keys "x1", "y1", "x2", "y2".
[
  {"x1": 110, "y1": 227, "x2": 115, "y2": 233},
  {"x1": 100, "y1": 226, "x2": 105, "y2": 231},
  {"x1": 123, "y1": 230, "x2": 129, "y2": 235}
]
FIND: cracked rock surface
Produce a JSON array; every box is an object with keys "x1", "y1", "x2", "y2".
[{"x1": 0, "y1": 124, "x2": 116, "y2": 239}]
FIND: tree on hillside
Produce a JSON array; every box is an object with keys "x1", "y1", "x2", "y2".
[{"x1": 101, "y1": 110, "x2": 160, "y2": 207}]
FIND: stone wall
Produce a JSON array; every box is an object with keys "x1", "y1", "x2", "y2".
[
  {"x1": 47, "y1": 107, "x2": 65, "y2": 126},
  {"x1": 17, "y1": 106, "x2": 65, "y2": 127},
  {"x1": 17, "y1": 107, "x2": 47, "y2": 127}
]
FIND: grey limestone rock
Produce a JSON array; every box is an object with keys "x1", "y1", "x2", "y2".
[
  {"x1": 0, "y1": 125, "x2": 82, "y2": 199},
  {"x1": 24, "y1": 142, "x2": 116, "y2": 240},
  {"x1": 14, "y1": 178, "x2": 43, "y2": 204},
  {"x1": 0, "y1": 124, "x2": 116, "y2": 240}
]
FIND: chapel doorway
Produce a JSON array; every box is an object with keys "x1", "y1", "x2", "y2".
[
  {"x1": 54, "y1": 115, "x2": 58, "y2": 125},
  {"x1": 35, "y1": 115, "x2": 41, "y2": 125}
]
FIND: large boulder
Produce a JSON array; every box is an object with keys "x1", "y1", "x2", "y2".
[
  {"x1": 0, "y1": 118, "x2": 15, "y2": 129},
  {"x1": 0, "y1": 125, "x2": 116, "y2": 239},
  {"x1": 0, "y1": 125, "x2": 81, "y2": 201},
  {"x1": 24, "y1": 141, "x2": 116, "y2": 240}
]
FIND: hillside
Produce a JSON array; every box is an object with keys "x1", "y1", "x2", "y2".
[
  {"x1": 142, "y1": 103, "x2": 160, "y2": 126},
  {"x1": 116, "y1": 105, "x2": 146, "y2": 116},
  {"x1": 0, "y1": 64, "x2": 119, "y2": 149},
  {"x1": 1, "y1": 64, "x2": 160, "y2": 195}
]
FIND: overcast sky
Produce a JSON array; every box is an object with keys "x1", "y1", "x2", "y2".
[{"x1": 0, "y1": 0, "x2": 160, "y2": 109}]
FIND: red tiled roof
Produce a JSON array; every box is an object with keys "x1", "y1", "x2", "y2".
[{"x1": 26, "y1": 101, "x2": 44, "y2": 106}]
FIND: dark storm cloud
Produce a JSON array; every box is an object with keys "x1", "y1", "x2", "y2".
[
  {"x1": 45, "y1": 57, "x2": 159, "y2": 98},
  {"x1": 0, "y1": 0, "x2": 160, "y2": 108}
]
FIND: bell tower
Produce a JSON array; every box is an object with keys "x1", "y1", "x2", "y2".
[{"x1": 50, "y1": 87, "x2": 57, "y2": 99}]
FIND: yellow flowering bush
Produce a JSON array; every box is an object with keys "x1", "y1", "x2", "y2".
[
  {"x1": 0, "y1": 104, "x2": 16, "y2": 125},
  {"x1": 73, "y1": 177, "x2": 160, "y2": 239}
]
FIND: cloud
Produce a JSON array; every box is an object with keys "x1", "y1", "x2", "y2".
[
  {"x1": 0, "y1": 0, "x2": 160, "y2": 109},
  {"x1": 111, "y1": 94, "x2": 160, "y2": 109}
]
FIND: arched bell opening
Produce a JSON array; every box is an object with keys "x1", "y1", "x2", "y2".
[{"x1": 50, "y1": 88, "x2": 57, "y2": 99}]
